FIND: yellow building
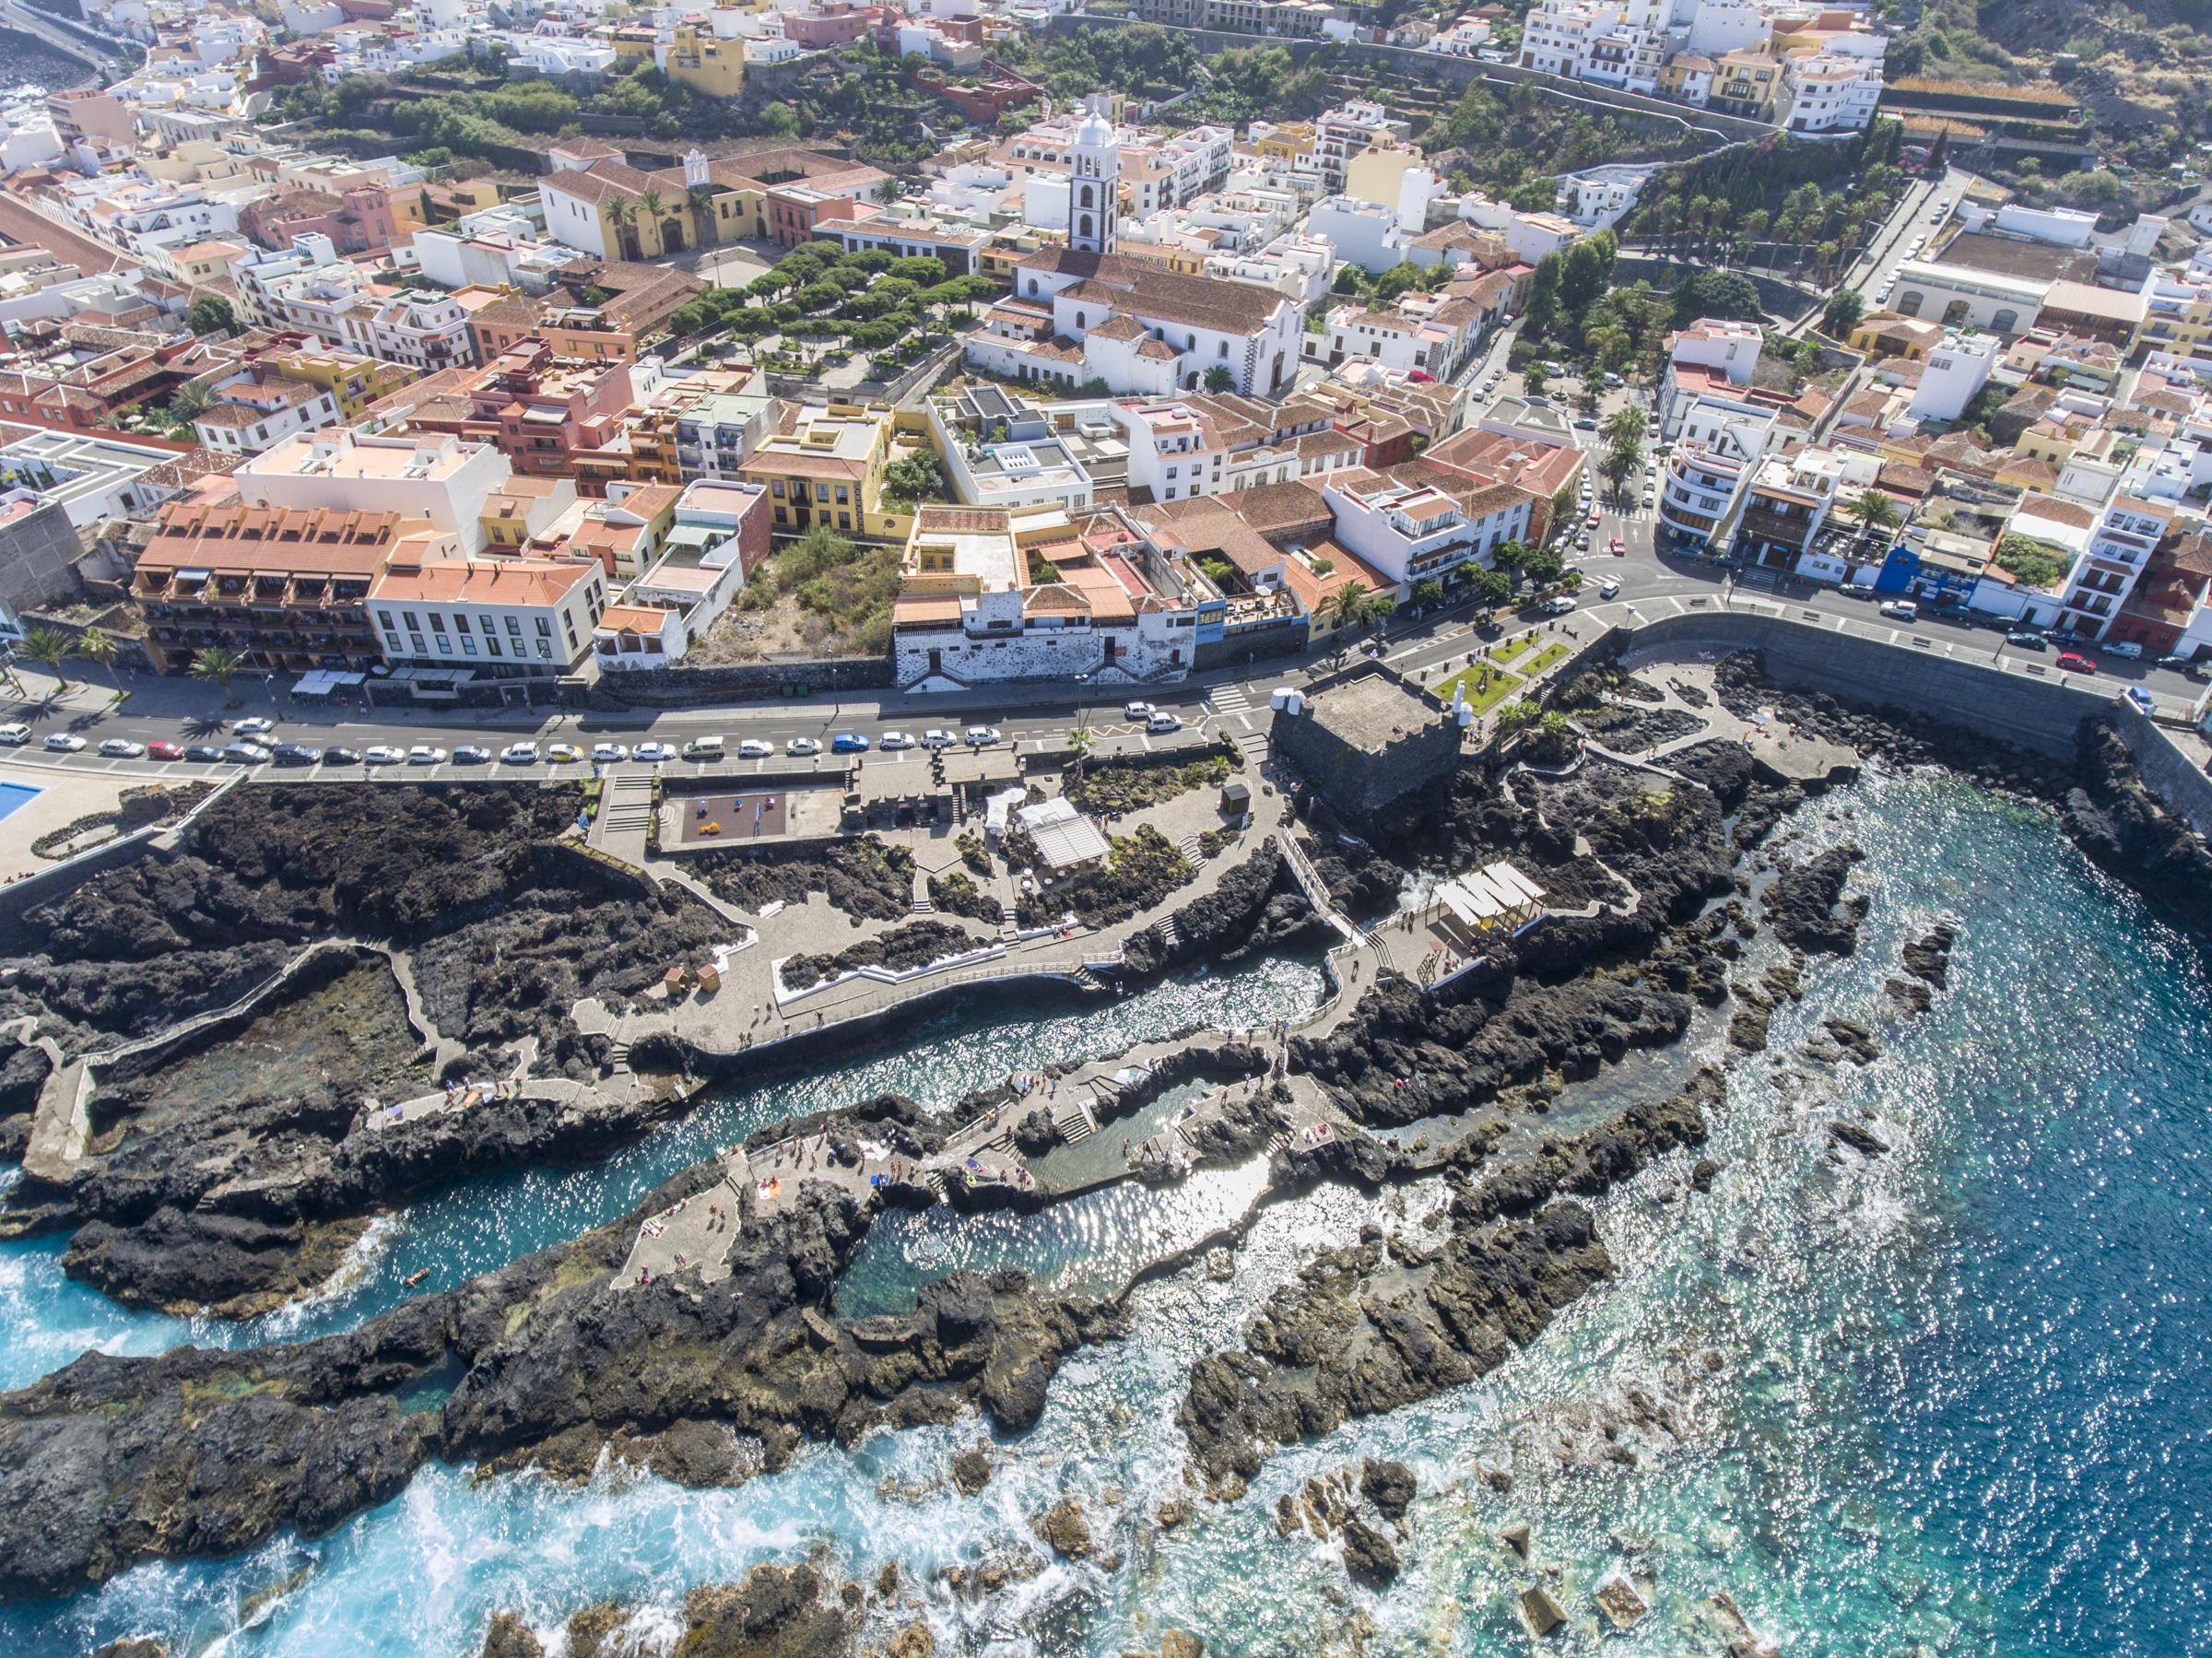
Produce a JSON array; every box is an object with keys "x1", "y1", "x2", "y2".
[
  {"x1": 169, "y1": 239, "x2": 245, "y2": 286},
  {"x1": 1248, "y1": 121, "x2": 1317, "y2": 164},
  {"x1": 737, "y1": 401, "x2": 902, "y2": 541},
  {"x1": 1344, "y1": 143, "x2": 1427, "y2": 211},
  {"x1": 665, "y1": 24, "x2": 746, "y2": 98},
  {"x1": 267, "y1": 342, "x2": 414, "y2": 417},
  {"x1": 1711, "y1": 50, "x2": 1784, "y2": 119}
]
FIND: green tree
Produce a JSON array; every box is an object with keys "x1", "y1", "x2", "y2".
[
  {"x1": 185, "y1": 295, "x2": 235, "y2": 335},
  {"x1": 14, "y1": 625, "x2": 72, "y2": 690},
  {"x1": 882, "y1": 452, "x2": 949, "y2": 508},
  {"x1": 76, "y1": 628, "x2": 118, "y2": 702},
  {"x1": 1822, "y1": 288, "x2": 1866, "y2": 337},
  {"x1": 1496, "y1": 699, "x2": 1542, "y2": 738},
  {"x1": 163, "y1": 380, "x2": 216, "y2": 430},
  {"x1": 1602, "y1": 406, "x2": 1643, "y2": 448},
  {"x1": 1409, "y1": 578, "x2": 1444, "y2": 609},
  {"x1": 1849, "y1": 488, "x2": 1900, "y2": 537},
  {"x1": 1473, "y1": 566, "x2": 1513, "y2": 607},
  {"x1": 760, "y1": 102, "x2": 801, "y2": 138},
  {"x1": 1523, "y1": 544, "x2": 1566, "y2": 586},
  {"x1": 1601, "y1": 438, "x2": 1642, "y2": 499},
  {"x1": 189, "y1": 644, "x2": 247, "y2": 707},
  {"x1": 1204, "y1": 365, "x2": 1235, "y2": 393}
]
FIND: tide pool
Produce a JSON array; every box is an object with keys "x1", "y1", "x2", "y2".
[{"x1": 4, "y1": 770, "x2": 2210, "y2": 1656}]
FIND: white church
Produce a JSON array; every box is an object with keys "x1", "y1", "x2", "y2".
[{"x1": 966, "y1": 95, "x2": 1303, "y2": 399}]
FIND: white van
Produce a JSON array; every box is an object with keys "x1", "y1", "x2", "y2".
[
  {"x1": 2102, "y1": 640, "x2": 2144, "y2": 659},
  {"x1": 682, "y1": 735, "x2": 725, "y2": 761},
  {"x1": 0, "y1": 723, "x2": 29, "y2": 746}
]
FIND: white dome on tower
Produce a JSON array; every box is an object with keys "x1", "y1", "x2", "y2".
[{"x1": 1074, "y1": 93, "x2": 1114, "y2": 149}]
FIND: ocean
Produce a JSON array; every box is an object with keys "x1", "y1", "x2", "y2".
[{"x1": 2, "y1": 766, "x2": 2206, "y2": 1655}]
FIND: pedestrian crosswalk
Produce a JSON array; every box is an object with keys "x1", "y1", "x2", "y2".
[{"x1": 1209, "y1": 684, "x2": 1253, "y2": 715}]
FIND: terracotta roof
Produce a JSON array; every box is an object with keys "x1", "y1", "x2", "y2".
[
  {"x1": 140, "y1": 502, "x2": 402, "y2": 576},
  {"x1": 373, "y1": 556, "x2": 597, "y2": 606}
]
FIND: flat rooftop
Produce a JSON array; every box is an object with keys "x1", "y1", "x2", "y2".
[{"x1": 1307, "y1": 669, "x2": 1440, "y2": 755}]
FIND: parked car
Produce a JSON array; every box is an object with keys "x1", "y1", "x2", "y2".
[
  {"x1": 879, "y1": 730, "x2": 915, "y2": 750},
  {"x1": 2043, "y1": 629, "x2": 2086, "y2": 650},
  {"x1": 1124, "y1": 700, "x2": 1154, "y2": 721},
  {"x1": 546, "y1": 743, "x2": 583, "y2": 764},
  {"x1": 1544, "y1": 595, "x2": 1577, "y2": 616},
  {"x1": 965, "y1": 725, "x2": 1003, "y2": 747},
  {"x1": 921, "y1": 728, "x2": 959, "y2": 749},
  {"x1": 406, "y1": 745, "x2": 446, "y2": 765},
  {"x1": 682, "y1": 736, "x2": 724, "y2": 761},
  {"x1": 786, "y1": 736, "x2": 821, "y2": 757},
  {"x1": 364, "y1": 745, "x2": 407, "y2": 765},
  {"x1": 1573, "y1": 417, "x2": 1597, "y2": 431},
  {"x1": 592, "y1": 742, "x2": 630, "y2": 764},
  {"x1": 1599, "y1": 579, "x2": 1621, "y2": 600},
  {"x1": 1574, "y1": 533, "x2": 1591, "y2": 551},
  {"x1": 98, "y1": 738, "x2": 145, "y2": 758},
  {"x1": 1584, "y1": 510, "x2": 1602, "y2": 528},
  {"x1": 738, "y1": 738, "x2": 775, "y2": 758},
  {"x1": 2125, "y1": 686, "x2": 2156, "y2": 712},
  {"x1": 1880, "y1": 600, "x2": 1919, "y2": 621},
  {"x1": 634, "y1": 741, "x2": 676, "y2": 763},
  {"x1": 323, "y1": 747, "x2": 362, "y2": 766},
  {"x1": 185, "y1": 744, "x2": 227, "y2": 763},
  {"x1": 830, "y1": 733, "x2": 870, "y2": 753},
  {"x1": 0, "y1": 723, "x2": 28, "y2": 745},
  {"x1": 1840, "y1": 582, "x2": 1875, "y2": 599},
  {"x1": 42, "y1": 733, "x2": 85, "y2": 752},
  {"x1": 2005, "y1": 630, "x2": 2047, "y2": 651},
  {"x1": 147, "y1": 741, "x2": 184, "y2": 760},
  {"x1": 273, "y1": 744, "x2": 324, "y2": 765},
  {"x1": 2101, "y1": 639, "x2": 2144, "y2": 660},
  {"x1": 2055, "y1": 653, "x2": 2098, "y2": 674},
  {"x1": 500, "y1": 742, "x2": 540, "y2": 765},
  {"x1": 232, "y1": 717, "x2": 276, "y2": 736},
  {"x1": 452, "y1": 745, "x2": 491, "y2": 765},
  {"x1": 1146, "y1": 711, "x2": 1182, "y2": 734},
  {"x1": 222, "y1": 743, "x2": 271, "y2": 765}
]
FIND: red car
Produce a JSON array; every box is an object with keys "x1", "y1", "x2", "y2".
[
  {"x1": 146, "y1": 740, "x2": 184, "y2": 760},
  {"x1": 1585, "y1": 510, "x2": 1602, "y2": 529},
  {"x1": 2055, "y1": 653, "x2": 2098, "y2": 674},
  {"x1": 1609, "y1": 536, "x2": 1626, "y2": 556}
]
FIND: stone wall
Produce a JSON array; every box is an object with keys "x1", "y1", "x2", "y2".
[
  {"x1": 2110, "y1": 700, "x2": 2212, "y2": 839},
  {"x1": 0, "y1": 500, "x2": 88, "y2": 621},
  {"x1": 588, "y1": 654, "x2": 895, "y2": 708}
]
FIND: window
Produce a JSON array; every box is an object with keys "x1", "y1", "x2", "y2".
[
  {"x1": 536, "y1": 638, "x2": 551, "y2": 659},
  {"x1": 378, "y1": 610, "x2": 394, "y2": 629},
  {"x1": 815, "y1": 483, "x2": 830, "y2": 502},
  {"x1": 461, "y1": 634, "x2": 477, "y2": 655},
  {"x1": 429, "y1": 614, "x2": 446, "y2": 633},
  {"x1": 506, "y1": 616, "x2": 523, "y2": 636},
  {"x1": 408, "y1": 633, "x2": 425, "y2": 653},
  {"x1": 435, "y1": 634, "x2": 451, "y2": 653},
  {"x1": 536, "y1": 617, "x2": 552, "y2": 636},
  {"x1": 771, "y1": 479, "x2": 784, "y2": 497},
  {"x1": 834, "y1": 486, "x2": 848, "y2": 504},
  {"x1": 486, "y1": 635, "x2": 500, "y2": 657},
  {"x1": 403, "y1": 611, "x2": 418, "y2": 629}
]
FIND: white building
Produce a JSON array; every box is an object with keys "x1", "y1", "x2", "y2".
[
  {"x1": 1307, "y1": 194, "x2": 1413, "y2": 275},
  {"x1": 1324, "y1": 466, "x2": 1534, "y2": 594},
  {"x1": 1908, "y1": 329, "x2": 2001, "y2": 423},
  {"x1": 1559, "y1": 164, "x2": 1655, "y2": 229},
  {"x1": 371, "y1": 549, "x2": 606, "y2": 676},
  {"x1": 1665, "y1": 316, "x2": 1763, "y2": 386},
  {"x1": 236, "y1": 429, "x2": 511, "y2": 552},
  {"x1": 1888, "y1": 260, "x2": 2048, "y2": 335},
  {"x1": 1782, "y1": 53, "x2": 1883, "y2": 135}
]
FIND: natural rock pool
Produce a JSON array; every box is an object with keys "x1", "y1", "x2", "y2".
[{"x1": 3, "y1": 765, "x2": 2208, "y2": 1655}]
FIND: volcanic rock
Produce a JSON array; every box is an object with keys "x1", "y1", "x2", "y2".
[
  {"x1": 1764, "y1": 846, "x2": 1868, "y2": 956},
  {"x1": 1033, "y1": 1497, "x2": 1093, "y2": 1558},
  {"x1": 1359, "y1": 1458, "x2": 1417, "y2": 1523},
  {"x1": 1339, "y1": 1515, "x2": 1400, "y2": 1587},
  {"x1": 949, "y1": 1446, "x2": 994, "y2": 1496}
]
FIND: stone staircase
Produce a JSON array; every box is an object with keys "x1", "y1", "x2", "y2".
[
  {"x1": 1176, "y1": 832, "x2": 1206, "y2": 864},
  {"x1": 606, "y1": 1039, "x2": 631, "y2": 1069},
  {"x1": 600, "y1": 775, "x2": 654, "y2": 833},
  {"x1": 1053, "y1": 1099, "x2": 1096, "y2": 1144},
  {"x1": 910, "y1": 870, "x2": 935, "y2": 917},
  {"x1": 1234, "y1": 730, "x2": 1268, "y2": 761},
  {"x1": 1152, "y1": 913, "x2": 1182, "y2": 953},
  {"x1": 998, "y1": 896, "x2": 1020, "y2": 941}
]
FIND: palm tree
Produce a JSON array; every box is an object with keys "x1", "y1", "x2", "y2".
[
  {"x1": 1602, "y1": 406, "x2": 1642, "y2": 449},
  {"x1": 164, "y1": 380, "x2": 216, "y2": 430},
  {"x1": 1324, "y1": 582, "x2": 1373, "y2": 634},
  {"x1": 15, "y1": 625, "x2": 72, "y2": 691},
  {"x1": 1850, "y1": 488, "x2": 1900, "y2": 537},
  {"x1": 688, "y1": 182, "x2": 716, "y2": 246},
  {"x1": 606, "y1": 196, "x2": 638, "y2": 260},
  {"x1": 189, "y1": 644, "x2": 246, "y2": 707},
  {"x1": 77, "y1": 628, "x2": 119, "y2": 702},
  {"x1": 637, "y1": 187, "x2": 668, "y2": 253}
]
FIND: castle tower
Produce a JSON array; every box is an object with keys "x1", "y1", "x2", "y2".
[{"x1": 1069, "y1": 92, "x2": 1118, "y2": 256}]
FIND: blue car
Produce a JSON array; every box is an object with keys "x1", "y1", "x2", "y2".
[{"x1": 830, "y1": 733, "x2": 871, "y2": 754}]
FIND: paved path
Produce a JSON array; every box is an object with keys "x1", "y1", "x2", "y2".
[{"x1": 619, "y1": 1146, "x2": 752, "y2": 1287}]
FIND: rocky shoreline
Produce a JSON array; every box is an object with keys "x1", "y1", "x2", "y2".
[{"x1": 0, "y1": 649, "x2": 2202, "y2": 1633}]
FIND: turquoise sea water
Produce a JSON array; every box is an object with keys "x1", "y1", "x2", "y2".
[{"x1": 3, "y1": 769, "x2": 2209, "y2": 1655}]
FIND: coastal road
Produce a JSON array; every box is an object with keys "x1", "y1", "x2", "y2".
[{"x1": 7, "y1": 553, "x2": 2206, "y2": 794}]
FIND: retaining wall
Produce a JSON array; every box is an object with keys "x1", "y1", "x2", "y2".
[{"x1": 591, "y1": 654, "x2": 894, "y2": 708}]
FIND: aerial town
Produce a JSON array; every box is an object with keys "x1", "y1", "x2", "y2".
[{"x1": 1, "y1": 0, "x2": 2211, "y2": 1652}]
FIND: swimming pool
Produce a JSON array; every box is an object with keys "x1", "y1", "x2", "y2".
[{"x1": 0, "y1": 781, "x2": 40, "y2": 822}]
